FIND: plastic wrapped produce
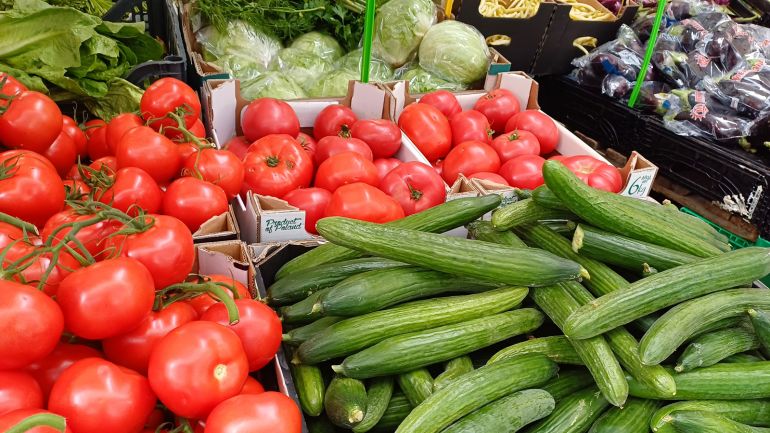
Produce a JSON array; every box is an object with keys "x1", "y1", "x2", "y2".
[
  {"x1": 399, "y1": 65, "x2": 467, "y2": 93},
  {"x1": 270, "y1": 47, "x2": 334, "y2": 91},
  {"x1": 197, "y1": 21, "x2": 282, "y2": 80},
  {"x1": 335, "y1": 49, "x2": 395, "y2": 82},
  {"x1": 660, "y1": 89, "x2": 757, "y2": 139},
  {"x1": 241, "y1": 72, "x2": 307, "y2": 100},
  {"x1": 570, "y1": 25, "x2": 650, "y2": 87},
  {"x1": 289, "y1": 31, "x2": 344, "y2": 62},
  {"x1": 419, "y1": 20, "x2": 492, "y2": 85},
  {"x1": 372, "y1": 0, "x2": 435, "y2": 68}
]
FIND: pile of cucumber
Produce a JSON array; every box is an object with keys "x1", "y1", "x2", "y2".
[{"x1": 268, "y1": 161, "x2": 770, "y2": 433}]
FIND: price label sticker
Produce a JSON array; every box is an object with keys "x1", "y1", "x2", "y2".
[{"x1": 621, "y1": 167, "x2": 657, "y2": 198}]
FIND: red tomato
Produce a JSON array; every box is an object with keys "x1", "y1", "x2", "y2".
[
  {"x1": 162, "y1": 178, "x2": 229, "y2": 232},
  {"x1": 105, "y1": 113, "x2": 143, "y2": 154},
  {"x1": 165, "y1": 118, "x2": 206, "y2": 141},
  {"x1": 468, "y1": 172, "x2": 509, "y2": 185},
  {"x1": 182, "y1": 149, "x2": 244, "y2": 199},
  {"x1": 25, "y1": 343, "x2": 102, "y2": 400},
  {"x1": 83, "y1": 119, "x2": 107, "y2": 139},
  {"x1": 90, "y1": 155, "x2": 117, "y2": 174},
  {"x1": 380, "y1": 161, "x2": 446, "y2": 215},
  {"x1": 0, "y1": 280, "x2": 62, "y2": 370},
  {"x1": 549, "y1": 155, "x2": 569, "y2": 162},
  {"x1": 314, "y1": 136, "x2": 372, "y2": 165},
  {"x1": 473, "y1": 89, "x2": 521, "y2": 133},
  {"x1": 433, "y1": 159, "x2": 443, "y2": 176},
  {"x1": 283, "y1": 188, "x2": 332, "y2": 235},
  {"x1": 224, "y1": 136, "x2": 250, "y2": 160},
  {"x1": 177, "y1": 142, "x2": 199, "y2": 161},
  {"x1": 148, "y1": 321, "x2": 249, "y2": 419},
  {"x1": 105, "y1": 215, "x2": 195, "y2": 290},
  {"x1": 19, "y1": 251, "x2": 81, "y2": 297},
  {"x1": 0, "y1": 371, "x2": 43, "y2": 416},
  {"x1": 398, "y1": 104, "x2": 451, "y2": 162},
  {"x1": 373, "y1": 158, "x2": 401, "y2": 181},
  {"x1": 490, "y1": 129, "x2": 540, "y2": 163},
  {"x1": 204, "y1": 393, "x2": 302, "y2": 433},
  {"x1": 116, "y1": 126, "x2": 181, "y2": 185},
  {"x1": 240, "y1": 377, "x2": 265, "y2": 395},
  {"x1": 562, "y1": 155, "x2": 623, "y2": 193},
  {"x1": 449, "y1": 110, "x2": 493, "y2": 146},
  {"x1": 61, "y1": 116, "x2": 87, "y2": 158},
  {"x1": 315, "y1": 152, "x2": 379, "y2": 192},
  {"x1": 96, "y1": 167, "x2": 163, "y2": 215},
  {"x1": 141, "y1": 78, "x2": 201, "y2": 131},
  {"x1": 63, "y1": 179, "x2": 90, "y2": 200},
  {"x1": 499, "y1": 154, "x2": 546, "y2": 189},
  {"x1": 41, "y1": 209, "x2": 117, "y2": 259},
  {"x1": 0, "y1": 73, "x2": 27, "y2": 108},
  {"x1": 442, "y1": 141, "x2": 501, "y2": 185},
  {"x1": 103, "y1": 302, "x2": 198, "y2": 375},
  {"x1": 49, "y1": 358, "x2": 157, "y2": 433},
  {"x1": 419, "y1": 90, "x2": 462, "y2": 118},
  {"x1": 296, "y1": 132, "x2": 317, "y2": 160},
  {"x1": 42, "y1": 129, "x2": 77, "y2": 177},
  {"x1": 242, "y1": 99, "x2": 299, "y2": 142},
  {"x1": 243, "y1": 135, "x2": 313, "y2": 199},
  {"x1": 313, "y1": 105, "x2": 357, "y2": 140},
  {"x1": 0, "y1": 150, "x2": 64, "y2": 228},
  {"x1": 86, "y1": 123, "x2": 110, "y2": 160},
  {"x1": 0, "y1": 409, "x2": 73, "y2": 433},
  {"x1": 187, "y1": 275, "x2": 252, "y2": 316},
  {"x1": 0, "y1": 92, "x2": 62, "y2": 153},
  {"x1": 202, "y1": 299, "x2": 282, "y2": 371},
  {"x1": 350, "y1": 119, "x2": 401, "y2": 159},
  {"x1": 505, "y1": 110, "x2": 559, "y2": 154},
  {"x1": 325, "y1": 183, "x2": 404, "y2": 223}
]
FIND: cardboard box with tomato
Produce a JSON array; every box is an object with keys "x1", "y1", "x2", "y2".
[{"x1": 191, "y1": 207, "x2": 240, "y2": 244}]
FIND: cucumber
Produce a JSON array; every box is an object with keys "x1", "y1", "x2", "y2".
[
  {"x1": 530, "y1": 284, "x2": 628, "y2": 407},
  {"x1": 659, "y1": 410, "x2": 770, "y2": 433},
  {"x1": 488, "y1": 336, "x2": 583, "y2": 365},
  {"x1": 676, "y1": 326, "x2": 760, "y2": 372},
  {"x1": 398, "y1": 369, "x2": 434, "y2": 407},
  {"x1": 315, "y1": 217, "x2": 586, "y2": 287},
  {"x1": 281, "y1": 286, "x2": 331, "y2": 325},
  {"x1": 319, "y1": 267, "x2": 495, "y2": 317},
  {"x1": 466, "y1": 220, "x2": 527, "y2": 247},
  {"x1": 542, "y1": 220, "x2": 577, "y2": 235},
  {"x1": 333, "y1": 309, "x2": 545, "y2": 379},
  {"x1": 298, "y1": 287, "x2": 529, "y2": 364},
  {"x1": 442, "y1": 389, "x2": 555, "y2": 433},
  {"x1": 651, "y1": 400, "x2": 770, "y2": 432},
  {"x1": 371, "y1": 393, "x2": 411, "y2": 432},
  {"x1": 541, "y1": 369, "x2": 595, "y2": 402},
  {"x1": 290, "y1": 362, "x2": 325, "y2": 416},
  {"x1": 491, "y1": 198, "x2": 576, "y2": 231},
  {"x1": 564, "y1": 248, "x2": 770, "y2": 340},
  {"x1": 573, "y1": 224, "x2": 698, "y2": 273},
  {"x1": 524, "y1": 386, "x2": 610, "y2": 433},
  {"x1": 627, "y1": 362, "x2": 770, "y2": 400},
  {"x1": 639, "y1": 288, "x2": 770, "y2": 365},
  {"x1": 325, "y1": 376, "x2": 368, "y2": 428},
  {"x1": 354, "y1": 377, "x2": 394, "y2": 433},
  {"x1": 515, "y1": 188, "x2": 533, "y2": 199},
  {"x1": 394, "y1": 354, "x2": 558, "y2": 433},
  {"x1": 283, "y1": 316, "x2": 343, "y2": 346},
  {"x1": 308, "y1": 417, "x2": 346, "y2": 433},
  {"x1": 268, "y1": 258, "x2": 406, "y2": 305},
  {"x1": 588, "y1": 398, "x2": 658, "y2": 433},
  {"x1": 276, "y1": 195, "x2": 502, "y2": 279},
  {"x1": 434, "y1": 356, "x2": 474, "y2": 391},
  {"x1": 725, "y1": 353, "x2": 765, "y2": 363},
  {"x1": 532, "y1": 185, "x2": 569, "y2": 211},
  {"x1": 749, "y1": 309, "x2": 770, "y2": 355}
]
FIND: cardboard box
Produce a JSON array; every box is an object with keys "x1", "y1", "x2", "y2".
[
  {"x1": 194, "y1": 240, "x2": 255, "y2": 296},
  {"x1": 191, "y1": 206, "x2": 239, "y2": 244}
]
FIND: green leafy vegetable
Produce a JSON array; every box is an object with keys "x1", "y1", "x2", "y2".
[
  {"x1": 241, "y1": 72, "x2": 307, "y2": 100},
  {"x1": 372, "y1": 0, "x2": 435, "y2": 68},
  {"x1": 271, "y1": 47, "x2": 334, "y2": 91},
  {"x1": 418, "y1": 20, "x2": 491, "y2": 85},
  {"x1": 290, "y1": 31, "x2": 344, "y2": 62},
  {"x1": 197, "y1": 21, "x2": 282, "y2": 80},
  {"x1": 399, "y1": 64, "x2": 467, "y2": 94}
]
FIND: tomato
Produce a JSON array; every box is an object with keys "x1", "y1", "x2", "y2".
[
  {"x1": 223, "y1": 136, "x2": 250, "y2": 160},
  {"x1": 380, "y1": 161, "x2": 446, "y2": 215},
  {"x1": 42, "y1": 129, "x2": 77, "y2": 177},
  {"x1": 204, "y1": 393, "x2": 302, "y2": 433},
  {"x1": 187, "y1": 275, "x2": 252, "y2": 316},
  {"x1": 398, "y1": 104, "x2": 451, "y2": 162},
  {"x1": 490, "y1": 129, "x2": 540, "y2": 163},
  {"x1": 505, "y1": 110, "x2": 559, "y2": 155},
  {"x1": 116, "y1": 126, "x2": 181, "y2": 184},
  {"x1": 202, "y1": 299, "x2": 281, "y2": 371},
  {"x1": 149, "y1": 321, "x2": 249, "y2": 419},
  {"x1": 0, "y1": 409, "x2": 73, "y2": 433},
  {"x1": 141, "y1": 78, "x2": 201, "y2": 130},
  {"x1": 325, "y1": 183, "x2": 404, "y2": 223},
  {"x1": 0, "y1": 280, "x2": 63, "y2": 370},
  {"x1": 442, "y1": 141, "x2": 501, "y2": 185},
  {"x1": 63, "y1": 179, "x2": 90, "y2": 200},
  {"x1": 49, "y1": 358, "x2": 157, "y2": 433},
  {"x1": 240, "y1": 377, "x2": 265, "y2": 395},
  {"x1": 314, "y1": 136, "x2": 373, "y2": 165},
  {"x1": 162, "y1": 178, "x2": 229, "y2": 232},
  {"x1": 20, "y1": 251, "x2": 81, "y2": 297},
  {"x1": 473, "y1": 88, "x2": 521, "y2": 133},
  {"x1": 103, "y1": 302, "x2": 198, "y2": 375},
  {"x1": 433, "y1": 159, "x2": 443, "y2": 177},
  {"x1": 449, "y1": 110, "x2": 493, "y2": 146},
  {"x1": 419, "y1": 90, "x2": 462, "y2": 118},
  {"x1": 86, "y1": 122, "x2": 110, "y2": 160},
  {"x1": 105, "y1": 215, "x2": 195, "y2": 290},
  {"x1": 0, "y1": 150, "x2": 64, "y2": 228},
  {"x1": 182, "y1": 149, "x2": 244, "y2": 199},
  {"x1": 0, "y1": 73, "x2": 27, "y2": 108},
  {"x1": 25, "y1": 343, "x2": 102, "y2": 400},
  {"x1": 0, "y1": 91, "x2": 62, "y2": 153},
  {"x1": 90, "y1": 155, "x2": 117, "y2": 175},
  {"x1": 373, "y1": 158, "x2": 401, "y2": 182},
  {"x1": 315, "y1": 152, "x2": 379, "y2": 192},
  {"x1": 243, "y1": 135, "x2": 313, "y2": 199},
  {"x1": 562, "y1": 155, "x2": 623, "y2": 193},
  {"x1": 42, "y1": 209, "x2": 118, "y2": 259},
  {"x1": 295, "y1": 132, "x2": 317, "y2": 160},
  {"x1": 143, "y1": 408, "x2": 165, "y2": 431},
  {"x1": 468, "y1": 172, "x2": 509, "y2": 185},
  {"x1": 105, "y1": 113, "x2": 143, "y2": 154},
  {"x1": 165, "y1": 118, "x2": 206, "y2": 141},
  {"x1": 283, "y1": 188, "x2": 332, "y2": 235},
  {"x1": 499, "y1": 154, "x2": 546, "y2": 189},
  {"x1": 242, "y1": 99, "x2": 299, "y2": 142},
  {"x1": 350, "y1": 119, "x2": 401, "y2": 159},
  {"x1": 548, "y1": 155, "x2": 569, "y2": 162},
  {"x1": 96, "y1": 167, "x2": 163, "y2": 215},
  {"x1": 177, "y1": 142, "x2": 199, "y2": 161},
  {"x1": 313, "y1": 105, "x2": 357, "y2": 140},
  {"x1": 60, "y1": 116, "x2": 87, "y2": 158},
  {"x1": 0, "y1": 371, "x2": 43, "y2": 416}
]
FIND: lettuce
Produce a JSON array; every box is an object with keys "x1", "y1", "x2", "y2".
[
  {"x1": 372, "y1": 0, "x2": 435, "y2": 68},
  {"x1": 290, "y1": 31, "x2": 344, "y2": 62},
  {"x1": 419, "y1": 20, "x2": 491, "y2": 85}
]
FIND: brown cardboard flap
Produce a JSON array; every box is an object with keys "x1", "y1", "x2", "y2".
[{"x1": 193, "y1": 206, "x2": 238, "y2": 241}]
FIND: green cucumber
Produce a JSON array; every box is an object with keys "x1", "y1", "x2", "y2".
[
  {"x1": 676, "y1": 326, "x2": 760, "y2": 372},
  {"x1": 532, "y1": 185, "x2": 569, "y2": 210},
  {"x1": 466, "y1": 220, "x2": 527, "y2": 247},
  {"x1": 268, "y1": 258, "x2": 406, "y2": 305},
  {"x1": 354, "y1": 377, "x2": 394, "y2": 433},
  {"x1": 491, "y1": 198, "x2": 576, "y2": 231},
  {"x1": 515, "y1": 188, "x2": 533, "y2": 199},
  {"x1": 276, "y1": 195, "x2": 502, "y2": 279},
  {"x1": 319, "y1": 267, "x2": 494, "y2": 317},
  {"x1": 588, "y1": 398, "x2": 658, "y2": 433},
  {"x1": 372, "y1": 393, "x2": 411, "y2": 432},
  {"x1": 290, "y1": 362, "x2": 325, "y2": 416},
  {"x1": 749, "y1": 309, "x2": 770, "y2": 355},
  {"x1": 639, "y1": 288, "x2": 770, "y2": 365},
  {"x1": 488, "y1": 336, "x2": 583, "y2": 365},
  {"x1": 564, "y1": 248, "x2": 770, "y2": 340},
  {"x1": 442, "y1": 389, "x2": 555, "y2": 433},
  {"x1": 298, "y1": 287, "x2": 528, "y2": 364},
  {"x1": 659, "y1": 410, "x2": 770, "y2": 433},
  {"x1": 573, "y1": 224, "x2": 698, "y2": 273},
  {"x1": 307, "y1": 417, "x2": 345, "y2": 433},
  {"x1": 627, "y1": 362, "x2": 770, "y2": 400},
  {"x1": 434, "y1": 356, "x2": 474, "y2": 391},
  {"x1": 541, "y1": 369, "x2": 595, "y2": 402},
  {"x1": 325, "y1": 376, "x2": 368, "y2": 428},
  {"x1": 542, "y1": 220, "x2": 577, "y2": 235},
  {"x1": 333, "y1": 309, "x2": 544, "y2": 379},
  {"x1": 398, "y1": 369, "x2": 434, "y2": 407},
  {"x1": 281, "y1": 286, "x2": 331, "y2": 325},
  {"x1": 316, "y1": 217, "x2": 586, "y2": 287},
  {"x1": 725, "y1": 353, "x2": 765, "y2": 363},
  {"x1": 395, "y1": 354, "x2": 558, "y2": 433},
  {"x1": 524, "y1": 386, "x2": 610, "y2": 433},
  {"x1": 283, "y1": 316, "x2": 343, "y2": 346},
  {"x1": 651, "y1": 400, "x2": 770, "y2": 433}
]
